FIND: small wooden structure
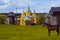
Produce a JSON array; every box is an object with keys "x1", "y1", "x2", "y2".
[
  {"x1": 44, "y1": 7, "x2": 60, "y2": 36},
  {"x1": 45, "y1": 7, "x2": 60, "y2": 25},
  {"x1": 7, "y1": 12, "x2": 16, "y2": 24}
]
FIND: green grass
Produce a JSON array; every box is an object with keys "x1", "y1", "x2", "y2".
[{"x1": 0, "y1": 24, "x2": 60, "y2": 40}]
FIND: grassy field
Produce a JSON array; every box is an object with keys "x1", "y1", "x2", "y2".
[{"x1": 0, "y1": 24, "x2": 60, "y2": 40}]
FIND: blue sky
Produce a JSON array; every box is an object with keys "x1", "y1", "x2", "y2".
[{"x1": 0, "y1": 0, "x2": 60, "y2": 13}]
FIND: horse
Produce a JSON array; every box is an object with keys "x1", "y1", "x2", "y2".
[{"x1": 43, "y1": 23, "x2": 59, "y2": 36}]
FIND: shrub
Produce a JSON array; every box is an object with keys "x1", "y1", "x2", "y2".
[{"x1": 0, "y1": 14, "x2": 7, "y2": 24}]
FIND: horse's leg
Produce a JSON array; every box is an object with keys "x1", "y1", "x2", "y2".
[
  {"x1": 56, "y1": 26, "x2": 59, "y2": 36},
  {"x1": 56, "y1": 29, "x2": 59, "y2": 36},
  {"x1": 57, "y1": 28, "x2": 59, "y2": 36},
  {"x1": 48, "y1": 30, "x2": 50, "y2": 36}
]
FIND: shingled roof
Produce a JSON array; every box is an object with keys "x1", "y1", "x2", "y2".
[
  {"x1": 50, "y1": 7, "x2": 60, "y2": 12},
  {"x1": 7, "y1": 12, "x2": 16, "y2": 17},
  {"x1": 49, "y1": 7, "x2": 60, "y2": 15}
]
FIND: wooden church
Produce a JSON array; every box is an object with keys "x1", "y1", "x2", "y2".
[{"x1": 20, "y1": 7, "x2": 37, "y2": 26}]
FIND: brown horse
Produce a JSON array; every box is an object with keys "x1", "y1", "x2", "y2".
[{"x1": 43, "y1": 23, "x2": 59, "y2": 36}]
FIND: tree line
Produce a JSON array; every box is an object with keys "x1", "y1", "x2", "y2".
[
  {"x1": 36, "y1": 13, "x2": 45, "y2": 25},
  {"x1": 0, "y1": 13, "x2": 46, "y2": 25}
]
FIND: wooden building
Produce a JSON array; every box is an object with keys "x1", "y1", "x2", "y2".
[
  {"x1": 6, "y1": 12, "x2": 16, "y2": 24},
  {"x1": 45, "y1": 7, "x2": 60, "y2": 25}
]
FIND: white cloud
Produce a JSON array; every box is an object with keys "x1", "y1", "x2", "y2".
[
  {"x1": 48, "y1": 1, "x2": 55, "y2": 7},
  {"x1": 0, "y1": 0, "x2": 60, "y2": 13},
  {"x1": 13, "y1": 9, "x2": 23, "y2": 13},
  {"x1": 19, "y1": 0, "x2": 36, "y2": 7},
  {"x1": 19, "y1": 3, "x2": 27, "y2": 6},
  {"x1": 2, "y1": 0, "x2": 10, "y2": 3},
  {"x1": 0, "y1": 0, "x2": 11, "y2": 10},
  {"x1": 49, "y1": 3, "x2": 55, "y2": 7},
  {"x1": 0, "y1": 3, "x2": 10, "y2": 9}
]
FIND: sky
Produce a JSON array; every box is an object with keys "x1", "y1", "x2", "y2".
[{"x1": 0, "y1": 0, "x2": 60, "y2": 13}]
